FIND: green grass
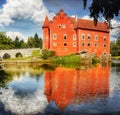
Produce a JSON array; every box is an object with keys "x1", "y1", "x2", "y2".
[
  {"x1": 111, "y1": 56, "x2": 120, "y2": 60},
  {"x1": 52, "y1": 54, "x2": 81, "y2": 64}
]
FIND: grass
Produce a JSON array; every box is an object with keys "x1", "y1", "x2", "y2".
[
  {"x1": 52, "y1": 54, "x2": 81, "y2": 64},
  {"x1": 111, "y1": 56, "x2": 120, "y2": 60}
]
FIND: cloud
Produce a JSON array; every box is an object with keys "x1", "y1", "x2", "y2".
[
  {"x1": 110, "y1": 19, "x2": 120, "y2": 38},
  {"x1": 81, "y1": 15, "x2": 93, "y2": 20},
  {"x1": 0, "y1": 88, "x2": 48, "y2": 114},
  {"x1": 6, "y1": 31, "x2": 27, "y2": 42},
  {"x1": 0, "y1": 0, "x2": 55, "y2": 26}
]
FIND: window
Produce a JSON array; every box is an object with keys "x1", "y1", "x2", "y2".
[
  {"x1": 95, "y1": 43, "x2": 98, "y2": 47},
  {"x1": 53, "y1": 34, "x2": 57, "y2": 40},
  {"x1": 95, "y1": 35, "x2": 98, "y2": 41},
  {"x1": 62, "y1": 24, "x2": 66, "y2": 28},
  {"x1": 73, "y1": 42, "x2": 76, "y2": 47},
  {"x1": 103, "y1": 36, "x2": 106, "y2": 41},
  {"x1": 82, "y1": 34, "x2": 85, "y2": 40},
  {"x1": 58, "y1": 24, "x2": 66, "y2": 28},
  {"x1": 73, "y1": 34, "x2": 76, "y2": 40},
  {"x1": 88, "y1": 34, "x2": 91, "y2": 40},
  {"x1": 82, "y1": 43, "x2": 85, "y2": 46},
  {"x1": 58, "y1": 24, "x2": 62, "y2": 28},
  {"x1": 88, "y1": 43, "x2": 91, "y2": 46},
  {"x1": 104, "y1": 44, "x2": 107, "y2": 47},
  {"x1": 53, "y1": 42, "x2": 57, "y2": 46},
  {"x1": 64, "y1": 43, "x2": 67, "y2": 46},
  {"x1": 64, "y1": 34, "x2": 67, "y2": 39}
]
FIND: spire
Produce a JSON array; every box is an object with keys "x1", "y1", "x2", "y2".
[{"x1": 42, "y1": 15, "x2": 49, "y2": 28}]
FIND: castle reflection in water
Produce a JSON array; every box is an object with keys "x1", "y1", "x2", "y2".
[{"x1": 44, "y1": 64, "x2": 110, "y2": 110}]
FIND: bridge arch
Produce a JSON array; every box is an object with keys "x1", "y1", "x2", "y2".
[
  {"x1": 15, "y1": 52, "x2": 23, "y2": 58},
  {"x1": 3, "y1": 53, "x2": 11, "y2": 59}
]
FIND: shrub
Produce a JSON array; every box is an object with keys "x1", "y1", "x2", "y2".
[
  {"x1": 32, "y1": 50, "x2": 40, "y2": 57},
  {"x1": 41, "y1": 49, "x2": 55, "y2": 59},
  {"x1": 92, "y1": 56, "x2": 100, "y2": 64}
]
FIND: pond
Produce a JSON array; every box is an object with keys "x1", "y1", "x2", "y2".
[{"x1": 0, "y1": 62, "x2": 120, "y2": 115}]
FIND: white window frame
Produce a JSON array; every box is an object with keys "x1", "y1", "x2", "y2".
[
  {"x1": 88, "y1": 34, "x2": 91, "y2": 40},
  {"x1": 82, "y1": 34, "x2": 85, "y2": 40},
  {"x1": 95, "y1": 35, "x2": 98, "y2": 41},
  {"x1": 73, "y1": 42, "x2": 76, "y2": 47},
  {"x1": 73, "y1": 34, "x2": 76, "y2": 40},
  {"x1": 53, "y1": 34, "x2": 57, "y2": 40}
]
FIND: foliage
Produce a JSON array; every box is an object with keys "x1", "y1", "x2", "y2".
[
  {"x1": 41, "y1": 49, "x2": 55, "y2": 60},
  {"x1": 92, "y1": 56, "x2": 100, "y2": 64},
  {"x1": 32, "y1": 50, "x2": 40, "y2": 57},
  {"x1": 0, "y1": 32, "x2": 43, "y2": 50},
  {"x1": 0, "y1": 69, "x2": 13, "y2": 87},
  {"x1": 110, "y1": 37, "x2": 120, "y2": 56},
  {"x1": 83, "y1": 0, "x2": 120, "y2": 26},
  {"x1": 0, "y1": 32, "x2": 15, "y2": 49}
]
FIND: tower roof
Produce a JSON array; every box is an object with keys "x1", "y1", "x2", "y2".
[{"x1": 42, "y1": 16, "x2": 49, "y2": 28}]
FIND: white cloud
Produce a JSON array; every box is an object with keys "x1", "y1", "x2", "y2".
[
  {"x1": 6, "y1": 31, "x2": 27, "y2": 42},
  {"x1": 81, "y1": 15, "x2": 93, "y2": 20},
  {"x1": 0, "y1": 88, "x2": 48, "y2": 114},
  {"x1": 0, "y1": 0, "x2": 55, "y2": 26},
  {"x1": 110, "y1": 19, "x2": 120, "y2": 38}
]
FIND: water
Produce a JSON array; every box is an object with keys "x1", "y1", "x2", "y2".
[{"x1": 0, "y1": 62, "x2": 120, "y2": 115}]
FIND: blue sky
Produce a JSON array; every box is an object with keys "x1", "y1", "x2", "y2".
[{"x1": 0, "y1": 0, "x2": 119, "y2": 41}]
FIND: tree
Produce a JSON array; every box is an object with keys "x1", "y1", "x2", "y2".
[
  {"x1": 83, "y1": 0, "x2": 120, "y2": 26},
  {"x1": 0, "y1": 32, "x2": 14, "y2": 49},
  {"x1": 110, "y1": 37, "x2": 120, "y2": 56},
  {"x1": 39, "y1": 37, "x2": 42, "y2": 49},
  {"x1": 27, "y1": 37, "x2": 36, "y2": 48},
  {"x1": 19, "y1": 39, "x2": 27, "y2": 48},
  {"x1": 34, "y1": 33, "x2": 40, "y2": 47},
  {"x1": 14, "y1": 36, "x2": 20, "y2": 49}
]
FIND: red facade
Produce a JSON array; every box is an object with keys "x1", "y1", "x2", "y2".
[{"x1": 42, "y1": 9, "x2": 110, "y2": 57}]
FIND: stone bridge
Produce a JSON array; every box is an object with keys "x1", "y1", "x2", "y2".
[{"x1": 0, "y1": 48, "x2": 40, "y2": 59}]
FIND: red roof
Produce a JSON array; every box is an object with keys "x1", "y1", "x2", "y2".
[
  {"x1": 69, "y1": 17, "x2": 109, "y2": 32},
  {"x1": 43, "y1": 9, "x2": 109, "y2": 32},
  {"x1": 42, "y1": 16, "x2": 49, "y2": 28}
]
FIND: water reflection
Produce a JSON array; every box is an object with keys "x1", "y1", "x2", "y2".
[
  {"x1": 1, "y1": 63, "x2": 120, "y2": 114},
  {"x1": 44, "y1": 64, "x2": 110, "y2": 110}
]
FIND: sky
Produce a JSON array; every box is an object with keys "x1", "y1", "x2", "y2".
[{"x1": 0, "y1": 0, "x2": 120, "y2": 41}]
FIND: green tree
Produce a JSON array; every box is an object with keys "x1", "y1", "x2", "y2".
[
  {"x1": 27, "y1": 37, "x2": 36, "y2": 48},
  {"x1": 0, "y1": 32, "x2": 14, "y2": 49},
  {"x1": 110, "y1": 37, "x2": 120, "y2": 56},
  {"x1": 19, "y1": 39, "x2": 27, "y2": 48},
  {"x1": 34, "y1": 33, "x2": 40, "y2": 47},
  {"x1": 14, "y1": 36, "x2": 20, "y2": 49},
  {"x1": 39, "y1": 37, "x2": 42, "y2": 49}
]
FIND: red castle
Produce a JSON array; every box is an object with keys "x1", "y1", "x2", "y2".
[{"x1": 42, "y1": 9, "x2": 110, "y2": 57}]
